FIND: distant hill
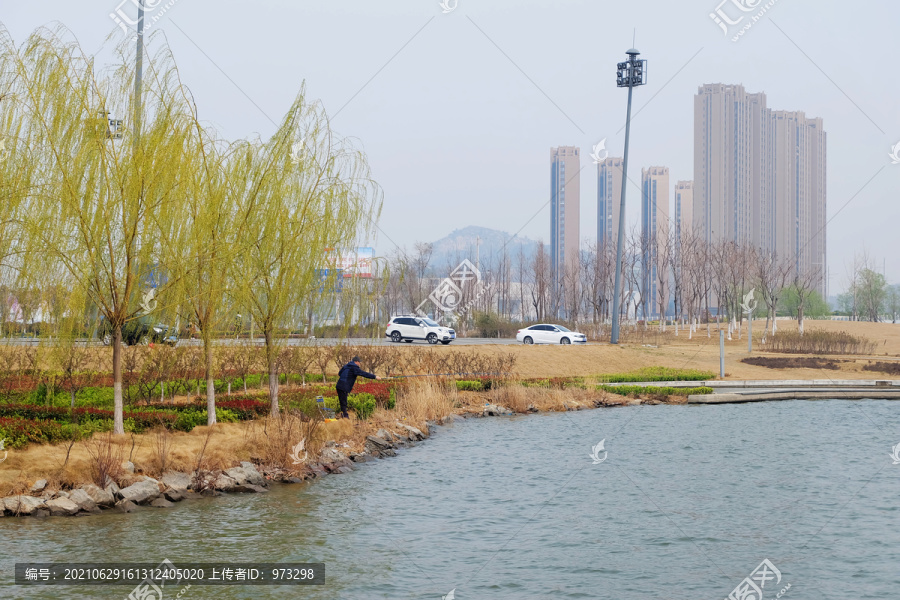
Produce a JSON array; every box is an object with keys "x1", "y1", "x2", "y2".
[{"x1": 427, "y1": 225, "x2": 543, "y2": 272}]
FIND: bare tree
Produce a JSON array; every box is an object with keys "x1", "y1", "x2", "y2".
[
  {"x1": 755, "y1": 249, "x2": 792, "y2": 340},
  {"x1": 791, "y1": 266, "x2": 824, "y2": 335}
]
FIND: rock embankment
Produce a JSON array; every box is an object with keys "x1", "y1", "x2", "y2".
[
  {"x1": 1, "y1": 462, "x2": 269, "y2": 518},
  {"x1": 1, "y1": 419, "x2": 449, "y2": 519}
]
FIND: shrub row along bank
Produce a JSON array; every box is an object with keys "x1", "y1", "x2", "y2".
[
  {"x1": 761, "y1": 329, "x2": 876, "y2": 355},
  {"x1": 861, "y1": 362, "x2": 900, "y2": 375},
  {"x1": 597, "y1": 367, "x2": 716, "y2": 383},
  {"x1": 0, "y1": 402, "x2": 265, "y2": 448},
  {"x1": 597, "y1": 385, "x2": 715, "y2": 397},
  {"x1": 0, "y1": 344, "x2": 518, "y2": 405},
  {"x1": 741, "y1": 356, "x2": 842, "y2": 370},
  {"x1": 1, "y1": 371, "x2": 719, "y2": 450}
]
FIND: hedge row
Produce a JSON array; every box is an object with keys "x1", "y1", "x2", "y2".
[
  {"x1": 0, "y1": 404, "x2": 178, "y2": 430},
  {"x1": 598, "y1": 367, "x2": 716, "y2": 383},
  {"x1": 598, "y1": 385, "x2": 715, "y2": 397}
]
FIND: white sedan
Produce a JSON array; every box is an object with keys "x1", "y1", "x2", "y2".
[{"x1": 516, "y1": 324, "x2": 587, "y2": 345}]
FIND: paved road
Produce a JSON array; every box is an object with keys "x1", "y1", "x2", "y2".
[{"x1": 0, "y1": 336, "x2": 528, "y2": 347}]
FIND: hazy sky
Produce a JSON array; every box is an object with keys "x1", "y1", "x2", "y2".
[{"x1": 3, "y1": 0, "x2": 899, "y2": 293}]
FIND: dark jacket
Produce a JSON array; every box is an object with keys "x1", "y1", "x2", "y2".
[{"x1": 336, "y1": 361, "x2": 376, "y2": 393}]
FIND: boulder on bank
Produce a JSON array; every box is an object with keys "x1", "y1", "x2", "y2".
[
  {"x1": 164, "y1": 489, "x2": 185, "y2": 502},
  {"x1": 119, "y1": 478, "x2": 162, "y2": 505},
  {"x1": 161, "y1": 471, "x2": 192, "y2": 491},
  {"x1": 3, "y1": 495, "x2": 46, "y2": 516},
  {"x1": 82, "y1": 484, "x2": 116, "y2": 507},
  {"x1": 365, "y1": 435, "x2": 396, "y2": 458},
  {"x1": 225, "y1": 464, "x2": 267, "y2": 489},
  {"x1": 241, "y1": 462, "x2": 266, "y2": 481},
  {"x1": 68, "y1": 489, "x2": 98, "y2": 512},
  {"x1": 397, "y1": 423, "x2": 426, "y2": 441},
  {"x1": 45, "y1": 497, "x2": 80, "y2": 516},
  {"x1": 114, "y1": 499, "x2": 138, "y2": 513},
  {"x1": 150, "y1": 498, "x2": 174, "y2": 508},
  {"x1": 483, "y1": 404, "x2": 511, "y2": 416},
  {"x1": 30, "y1": 479, "x2": 48, "y2": 493},
  {"x1": 319, "y1": 448, "x2": 354, "y2": 472},
  {"x1": 212, "y1": 473, "x2": 237, "y2": 492},
  {"x1": 105, "y1": 479, "x2": 121, "y2": 499}
]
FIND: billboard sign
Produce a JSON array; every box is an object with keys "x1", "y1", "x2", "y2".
[{"x1": 338, "y1": 247, "x2": 375, "y2": 278}]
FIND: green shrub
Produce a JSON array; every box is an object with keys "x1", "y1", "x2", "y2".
[
  {"x1": 598, "y1": 367, "x2": 716, "y2": 383},
  {"x1": 521, "y1": 378, "x2": 550, "y2": 388},
  {"x1": 349, "y1": 393, "x2": 376, "y2": 420},
  {"x1": 323, "y1": 396, "x2": 340, "y2": 414},
  {"x1": 215, "y1": 408, "x2": 240, "y2": 423},
  {"x1": 598, "y1": 384, "x2": 714, "y2": 397},
  {"x1": 387, "y1": 387, "x2": 396, "y2": 410},
  {"x1": 174, "y1": 410, "x2": 207, "y2": 432},
  {"x1": 456, "y1": 380, "x2": 485, "y2": 392},
  {"x1": 74, "y1": 386, "x2": 116, "y2": 408}
]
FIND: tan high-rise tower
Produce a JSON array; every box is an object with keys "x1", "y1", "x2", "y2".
[
  {"x1": 674, "y1": 180, "x2": 694, "y2": 243},
  {"x1": 641, "y1": 166, "x2": 670, "y2": 318},
  {"x1": 772, "y1": 111, "x2": 827, "y2": 284},
  {"x1": 693, "y1": 83, "x2": 768, "y2": 246},
  {"x1": 597, "y1": 157, "x2": 624, "y2": 249},
  {"x1": 550, "y1": 146, "x2": 581, "y2": 310},
  {"x1": 694, "y1": 84, "x2": 826, "y2": 296}
]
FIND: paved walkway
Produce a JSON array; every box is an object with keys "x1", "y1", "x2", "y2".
[{"x1": 602, "y1": 379, "x2": 900, "y2": 403}]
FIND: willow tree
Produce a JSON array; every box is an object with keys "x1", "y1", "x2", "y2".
[
  {"x1": 0, "y1": 29, "x2": 38, "y2": 313},
  {"x1": 12, "y1": 28, "x2": 194, "y2": 434},
  {"x1": 161, "y1": 114, "x2": 245, "y2": 425},
  {"x1": 233, "y1": 93, "x2": 381, "y2": 416}
]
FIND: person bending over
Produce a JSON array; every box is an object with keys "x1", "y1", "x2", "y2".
[{"x1": 335, "y1": 356, "x2": 380, "y2": 419}]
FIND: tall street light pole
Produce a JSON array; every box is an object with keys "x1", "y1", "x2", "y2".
[
  {"x1": 609, "y1": 48, "x2": 647, "y2": 344},
  {"x1": 133, "y1": 0, "x2": 145, "y2": 144}
]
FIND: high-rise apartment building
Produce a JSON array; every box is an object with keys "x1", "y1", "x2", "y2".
[
  {"x1": 693, "y1": 83, "x2": 768, "y2": 246},
  {"x1": 641, "y1": 166, "x2": 669, "y2": 318},
  {"x1": 550, "y1": 146, "x2": 581, "y2": 308},
  {"x1": 674, "y1": 180, "x2": 694, "y2": 244},
  {"x1": 772, "y1": 111, "x2": 827, "y2": 283},
  {"x1": 693, "y1": 84, "x2": 826, "y2": 296},
  {"x1": 597, "y1": 157, "x2": 624, "y2": 248}
]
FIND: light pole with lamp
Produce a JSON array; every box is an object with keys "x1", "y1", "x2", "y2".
[
  {"x1": 609, "y1": 48, "x2": 647, "y2": 344},
  {"x1": 133, "y1": 0, "x2": 145, "y2": 143}
]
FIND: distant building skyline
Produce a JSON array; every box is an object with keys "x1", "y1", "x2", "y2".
[
  {"x1": 693, "y1": 83, "x2": 827, "y2": 296},
  {"x1": 597, "y1": 156, "x2": 624, "y2": 248},
  {"x1": 641, "y1": 166, "x2": 670, "y2": 317},
  {"x1": 550, "y1": 146, "x2": 580, "y2": 311},
  {"x1": 542, "y1": 84, "x2": 827, "y2": 306},
  {"x1": 674, "y1": 180, "x2": 693, "y2": 246}
]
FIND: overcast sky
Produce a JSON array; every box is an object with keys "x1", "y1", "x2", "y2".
[{"x1": 3, "y1": 0, "x2": 899, "y2": 293}]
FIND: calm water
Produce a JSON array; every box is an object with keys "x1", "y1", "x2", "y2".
[{"x1": 2, "y1": 400, "x2": 899, "y2": 599}]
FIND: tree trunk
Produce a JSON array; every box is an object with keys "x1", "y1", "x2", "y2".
[
  {"x1": 112, "y1": 326, "x2": 124, "y2": 435},
  {"x1": 265, "y1": 329, "x2": 279, "y2": 416},
  {"x1": 205, "y1": 338, "x2": 216, "y2": 426},
  {"x1": 70, "y1": 389, "x2": 76, "y2": 409}
]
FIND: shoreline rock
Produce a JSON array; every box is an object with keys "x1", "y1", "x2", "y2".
[{"x1": 2, "y1": 416, "x2": 452, "y2": 519}]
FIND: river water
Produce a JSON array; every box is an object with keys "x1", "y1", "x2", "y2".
[{"x1": 2, "y1": 400, "x2": 899, "y2": 599}]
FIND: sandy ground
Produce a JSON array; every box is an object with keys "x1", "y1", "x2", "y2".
[{"x1": 440, "y1": 319, "x2": 900, "y2": 380}]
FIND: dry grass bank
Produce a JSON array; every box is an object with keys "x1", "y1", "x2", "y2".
[
  {"x1": 0, "y1": 380, "x2": 620, "y2": 496},
  {"x1": 439, "y1": 320, "x2": 900, "y2": 381}
]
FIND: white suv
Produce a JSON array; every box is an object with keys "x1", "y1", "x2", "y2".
[{"x1": 386, "y1": 316, "x2": 456, "y2": 345}]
